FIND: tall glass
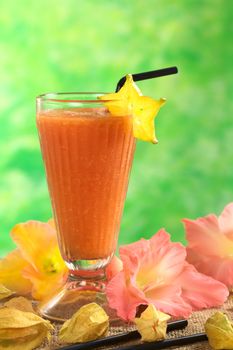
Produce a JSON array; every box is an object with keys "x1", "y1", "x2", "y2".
[{"x1": 36, "y1": 93, "x2": 135, "y2": 321}]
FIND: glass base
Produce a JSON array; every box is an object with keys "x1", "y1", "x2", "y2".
[
  {"x1": 65, "y1": 256, "x2": 113, "y2": 272},
  {"x1": 38, "y1": 258, "x2": 126, "y2": 326}
]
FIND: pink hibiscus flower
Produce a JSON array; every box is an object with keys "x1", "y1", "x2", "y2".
[
  {"x1": 106, "y1": 230, "x2": 228, "y2": 321},
  {"x1": 184, "y1": 202, "x2": 233, "y2": 289}
]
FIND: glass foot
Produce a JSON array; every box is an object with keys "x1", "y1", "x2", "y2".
[{"x1": 38, "y1": 276, "x2": 124, "y2": 326}]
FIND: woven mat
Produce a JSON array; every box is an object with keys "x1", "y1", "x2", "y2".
[
  {"x1": 41, "y1": 297, "x2": 233, "y2": 349},
  {"x1": 1, "y1": 297, "x2": 233, "y2": 349}
]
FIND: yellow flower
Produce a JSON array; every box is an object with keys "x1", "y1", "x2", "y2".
[{"x1": 0, "y1": 220, "x2": 68, "y2": 300}]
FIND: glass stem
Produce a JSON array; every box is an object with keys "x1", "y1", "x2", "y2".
[{"x1": 69, "y1": 267, "x2": 106, "y2": 281}]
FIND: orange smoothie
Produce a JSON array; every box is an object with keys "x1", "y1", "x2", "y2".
[{"x1": 37, "y1": 108, "x2": 135, "y2": 262}]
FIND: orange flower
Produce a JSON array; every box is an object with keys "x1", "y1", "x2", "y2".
[{"x1": 0, "y1": 220, "x2": 68, "y2": 300}]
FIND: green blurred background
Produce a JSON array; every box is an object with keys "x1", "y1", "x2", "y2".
[{"x1": 0, "y1": 0, "x2": 232, "y2": 256}]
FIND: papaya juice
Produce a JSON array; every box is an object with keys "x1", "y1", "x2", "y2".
[{"x1": 37, "y1": 107, "x2": 135, "y2": 262}]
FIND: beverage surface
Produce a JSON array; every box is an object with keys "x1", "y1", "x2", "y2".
[{"x1": 37, "y1": 108, "x2": 135, "y2": 261}]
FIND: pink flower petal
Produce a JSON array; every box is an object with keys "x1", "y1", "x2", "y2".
[
  {"x1": 219, "y1": 202, "x2": 233, "y2": 238},
  {"x1": 107, "y1": 230, "x2": 193, "y2": 320},
  {"x1": 184, "y1": 203, "x2": 233, "y2": 289},
  {"x1": 186, "y1": 247, "x2": 210, "y2": 272},
  {"x1": 179, "y1": 263, "x2": 229, "y2": 310},
  {"x1": 120, "y1": 230, "x2": 186, "y2": 286},
  {"x1": 145, "y1": 283, "x2": 192, "y2": 318},
  {"x1": 107, "y1": 227, "x2": 229, "y2": 322},
  {"x1": 106, "y1": 271, "x2": 146, "y2": 321},
  {"x1": 105, "y1": 256, "x2": 123, "y2": 281},
  {"x1": 187, "y1": 248, "x2": 233, "y2": 288},
  {"x1": 149, "y1": 230, "x2": 187, "y2": 282},
  {"x1": 119, "y1": 238, "x2": 149, "y2": 274},
  {"x1": 209, "y1": 259, "x2": 233, "y2": 288},
  {"x1": 183, "y1": 216, "x2": 229, "y2": 256}
]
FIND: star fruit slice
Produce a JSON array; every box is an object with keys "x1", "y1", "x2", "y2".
[{"x1": 99, "y1": 74, "x2": 166, "y2": 143}]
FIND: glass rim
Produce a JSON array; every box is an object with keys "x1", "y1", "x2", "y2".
[{"x1": 36, "y1": 92, "x2": 112, "y2": 103}]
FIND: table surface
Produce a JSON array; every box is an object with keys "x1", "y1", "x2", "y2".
[{"x1": 1, "y1": 297, "x2": 233, "y2": 349}]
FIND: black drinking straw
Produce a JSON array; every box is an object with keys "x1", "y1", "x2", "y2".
[
  {"x1": 116, "y1": 333, "x2": 208, "y2": 350},
  {"x1": 115, "y1": 66, "x2": 178, "y2": 92},
  {"x1": 58, "y1": 319, "x2": 187, "y2": 350}
]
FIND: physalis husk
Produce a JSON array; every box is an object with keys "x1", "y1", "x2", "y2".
[
  {"x1": 205, "y1": 311, "x2": 233, "y2": 350},
  {"x1": 4, "y1": 296, "x2": 36, "y2": 314},
  {"x1": 0, "y1": 307, "x2": 53, "y2": 350},
  {"x1": 99, "y1": 75, "x2": 166, "y2": 143},
  {"x1": 134, "y1": 304, "x2": 171, "y2": 342},
  {"x1": 59, "y1": 302, "x2": 109, "y2": 343},
  {"x1": 0, "y1": 284, "x2": 13, "y2": 300}
]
